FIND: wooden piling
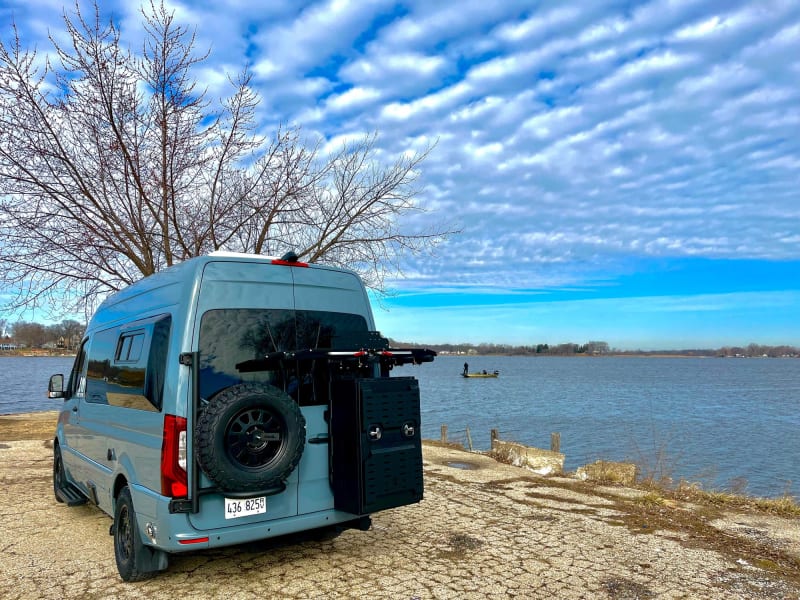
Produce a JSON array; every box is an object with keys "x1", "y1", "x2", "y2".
[
  {"x1": 465, "y1": 426, "x2": 473, "y2": 451},
  {"x1": 551, "y1": 432, "x2": 561, "y2": 454},
  {"x1": 441, "y1": 424, "x2": 448, "y2": 443},
  {"x1": 490, "y1": 428, "x2": 499, "y2": 450}
]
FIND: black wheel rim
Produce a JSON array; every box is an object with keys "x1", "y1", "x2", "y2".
[
  {"x1": 117, "y1": 505, "x2": 133, "y2": 561},
  {"x1": 225, "y1": 407, "x2": 286, "y2": 470}
]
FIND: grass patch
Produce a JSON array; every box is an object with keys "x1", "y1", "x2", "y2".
[
  {"x1": 671, "y1": 481, "x2": 800, "y2": 518},
  {"x1": 633, "y1": 491, "x2": 668, "y2": 509}
]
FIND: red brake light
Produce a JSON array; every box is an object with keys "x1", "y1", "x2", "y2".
[
  {"x1": 161, "y1": 414, "x2": 188, "y2": 498},
  {"x1": 271, "y1": 259, "x2": 309, "y2": 268}
]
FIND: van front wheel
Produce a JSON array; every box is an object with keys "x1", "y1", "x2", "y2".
[
  {"x1": 197, "y1": 383, "x2": 306, "y2": 492},
  {"x1": 53, "y1": 445, "x2": 66, "y2": 503}
]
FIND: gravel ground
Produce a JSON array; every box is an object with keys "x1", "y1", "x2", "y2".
[{"x1": 1, "y1": 412, "x2": 798, "y2": 599}]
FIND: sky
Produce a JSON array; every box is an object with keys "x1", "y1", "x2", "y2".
[{"x1": 2, "y1": 0, "x2": 799, "y2": 349}]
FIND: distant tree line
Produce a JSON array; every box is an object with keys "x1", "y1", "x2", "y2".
[
  {"x1": 0, "y1": 319, "x2": 85, "y2": 350},
  {"x1": 391, "y1": 339, "x2": 799, "y2": 358},
  {"x1": 390, "y1": 340, "x2": 613, "y2": 356},
  {"x1": 714, "y1": 344, "x2": 799, "y2": 358}
]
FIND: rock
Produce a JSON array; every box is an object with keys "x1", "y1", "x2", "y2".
[{"x1": 575, "y1": 460, "x2": 637, "y2": 486}]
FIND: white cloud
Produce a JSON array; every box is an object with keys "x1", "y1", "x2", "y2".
[
  {"x1": 5, "y1": 0, "x2": 800, "y2": 312},
  {"x1": 594, "y1": 50, "x2": 697, "y2": 91},
  {"x1": 325, "y1": 86, "x2": 382, "y2": 112}
]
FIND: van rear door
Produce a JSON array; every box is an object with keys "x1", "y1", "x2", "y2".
[
  {"x1": 189, "y1": 260, "x2": 300, "y2": 530},
  {"x1": 290, "y1": 265, "x2": 375, "y2": 513}
]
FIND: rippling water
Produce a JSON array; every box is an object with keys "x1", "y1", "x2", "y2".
[
  {"x1": 4, "y1": 354, "x2": 798, "y2": 498},
  {"x1": 403, "y1": 355, "x2": 800, "y2": 499},
  {"x1": 2, "y1": 356, "x2": 76, "y2": 414}
]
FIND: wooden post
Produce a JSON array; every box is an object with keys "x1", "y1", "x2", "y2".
[
  {"x1": 465, "y1": 426, "x2": 473, "y2": 452},
  {"x1": 551, "y1": 432, "x2": 561, "y2": 454},
  {"x1": 490, "y1": 428, "x2": 498, "y2": 450},
  {"x1": 441, "y1": 424, "x2": 448, "y2": 443}
]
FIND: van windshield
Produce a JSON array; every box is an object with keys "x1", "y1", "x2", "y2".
[{"x1": 198, "y1": 309, "x2": 368, "y2": 404}]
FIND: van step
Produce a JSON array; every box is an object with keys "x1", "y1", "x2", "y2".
[{"x1": 56, "y1": 482, "x2": 88, "y2": 507}]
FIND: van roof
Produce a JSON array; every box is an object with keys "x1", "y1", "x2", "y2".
[{"x1": 94, "y1": 253, "x2": 361, "y2": 315}]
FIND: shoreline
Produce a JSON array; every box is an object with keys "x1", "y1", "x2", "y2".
[
  {"x1": 3, "y1": 411, "x2": 796, "y2": 506},
  {"x1": 3, "y1": 351, "x2": 799, "y2": 360}
]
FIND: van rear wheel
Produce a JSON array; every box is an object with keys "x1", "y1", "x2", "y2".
[
  {"x1": 113, "y1": 486, "x2": 163, "y2": 581},
  {"x1": 197, "y1": 383, "x2": 306, "y2": 492}
]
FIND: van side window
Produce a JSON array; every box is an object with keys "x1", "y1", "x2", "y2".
[
  {"x1": 116, "y1": 332, "x2": 145, "y2": 362},
  {"x1": 86, "y1": 328, "x2": 117, "y2": 404},
  {"x1": 84, "y1": 315, "x2": 172, "y2": 411},
  {"x1": 144, "y1": 315, "x2": 171, "y2": 411},
  {"x1": 67, "y1": 340, "x2": 88, "y2": 399}
]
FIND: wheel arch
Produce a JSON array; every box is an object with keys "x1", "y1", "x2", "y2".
[{"x1": 113, "y1": 474, "x2": 129, "y2": 503}]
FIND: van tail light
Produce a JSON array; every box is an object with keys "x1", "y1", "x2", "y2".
[{"x1": 161, "y1": 415, "x2": 188, "y2": 498}]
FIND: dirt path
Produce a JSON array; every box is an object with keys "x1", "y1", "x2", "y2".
[{"x1": 1, "y1": 412, "x2": 798, "y2": 598}]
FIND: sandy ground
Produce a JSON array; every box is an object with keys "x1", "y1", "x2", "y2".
[{"x1": 1, "y1": 411, "x2": 799, "y2": 599}]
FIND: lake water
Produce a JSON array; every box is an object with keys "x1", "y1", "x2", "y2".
[
  {"x1": 3, "y1": 354, "x2": 798, "y2": 498},
  {"x1": 403, "y1": 355, "x2": 800, "y2": 499}
]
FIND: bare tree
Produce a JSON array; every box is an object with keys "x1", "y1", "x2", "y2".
[
  {"x1": 11, "y1": 321, "x2": 47, "y2": 348},
  {"x1": 0, "y1": 1, "x2": 449, "y2": 315}
]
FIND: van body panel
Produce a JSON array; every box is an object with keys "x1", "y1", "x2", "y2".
[
  {"x1": 291, "y1": 266, "x2": 374, "y2": 327},
  {"x1": 187, "y1": 474, "x2": 301, "y2": 531},
  {"x1": 196, "y1": 260, "x2": 295, "y2": 315},
  {"x1": 297, "y1": 405, "x2": 335, "y2": 514}
]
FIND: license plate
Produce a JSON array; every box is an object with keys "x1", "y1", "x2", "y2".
[{"x1": 224, "y1": 496, "x2": 266, "y2": 520}]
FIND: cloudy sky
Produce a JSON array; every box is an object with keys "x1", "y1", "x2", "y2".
[{"x1": 3, "y1": 0, "x2": 799, "y2": 349}]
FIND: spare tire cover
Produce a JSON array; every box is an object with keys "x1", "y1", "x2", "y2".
[{"x1": 196, "y1": 383, "x2": 306, "y2": 492}]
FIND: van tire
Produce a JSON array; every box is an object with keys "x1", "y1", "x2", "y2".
[
  {"x1": 53, "y1": 444, "x2": 65, "y2": 503},
  {"x1": 114, "y1": 486, "x2": 162, "y2": 581},
  {"x1": 197, "y1": 383, "x2": 306, "y2": 492}
]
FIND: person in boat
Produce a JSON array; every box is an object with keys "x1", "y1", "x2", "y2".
[
  {"x1": 463, "y1": 362, "x2": 469, "y2": 375},
  {"x1": 482, "y1": 369, "x2": 487, "y2": 374}
]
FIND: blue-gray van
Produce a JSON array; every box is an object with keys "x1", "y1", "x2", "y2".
[{"x1": 47, "y1": 252, "x2": 434, "y2": 581}]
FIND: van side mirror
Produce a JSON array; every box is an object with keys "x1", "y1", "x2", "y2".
[{"x1": 48, "y1": 374, "x2": 65, "y2": 399}]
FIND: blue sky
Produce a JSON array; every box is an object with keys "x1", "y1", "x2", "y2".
[{"x1": 2, "y1": 0, "x2": 799, "y2": 349}]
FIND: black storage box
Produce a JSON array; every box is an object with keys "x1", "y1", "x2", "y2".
[{"x1": 330, "y1": 377, "x2": 423, "y2": 515}]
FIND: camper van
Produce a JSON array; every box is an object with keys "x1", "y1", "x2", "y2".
[{"x1": 47, "y1": 252, "x2": 434, "y2": 581}]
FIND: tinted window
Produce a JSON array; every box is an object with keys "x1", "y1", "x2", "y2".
[
  {"x1": 84, "y1": 315, "x2": 171, "y2": 411},
  {"x1": 116, "y1": 332, "x2": 144, "y2": 362},
  {"x1": 144, "y1": 316, "x2": 171, "y2": 411},
  {"x1": 198, "y1": 309, "x2": 368, "y2": 404},
  {"x1": 67, "y1": 340, "x2": 88, "y2": 399},
  {"x1": 86, "y1": 328, "x2": 116, "y2": 403}
]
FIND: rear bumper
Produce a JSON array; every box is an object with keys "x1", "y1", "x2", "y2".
[{"x1": 132, "y1": 484, "x2": 360, "y2": 552}]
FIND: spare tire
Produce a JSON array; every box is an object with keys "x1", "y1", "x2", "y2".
[{"x1": 196, "y1": 383, "x2": 306, "y2": 492}]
